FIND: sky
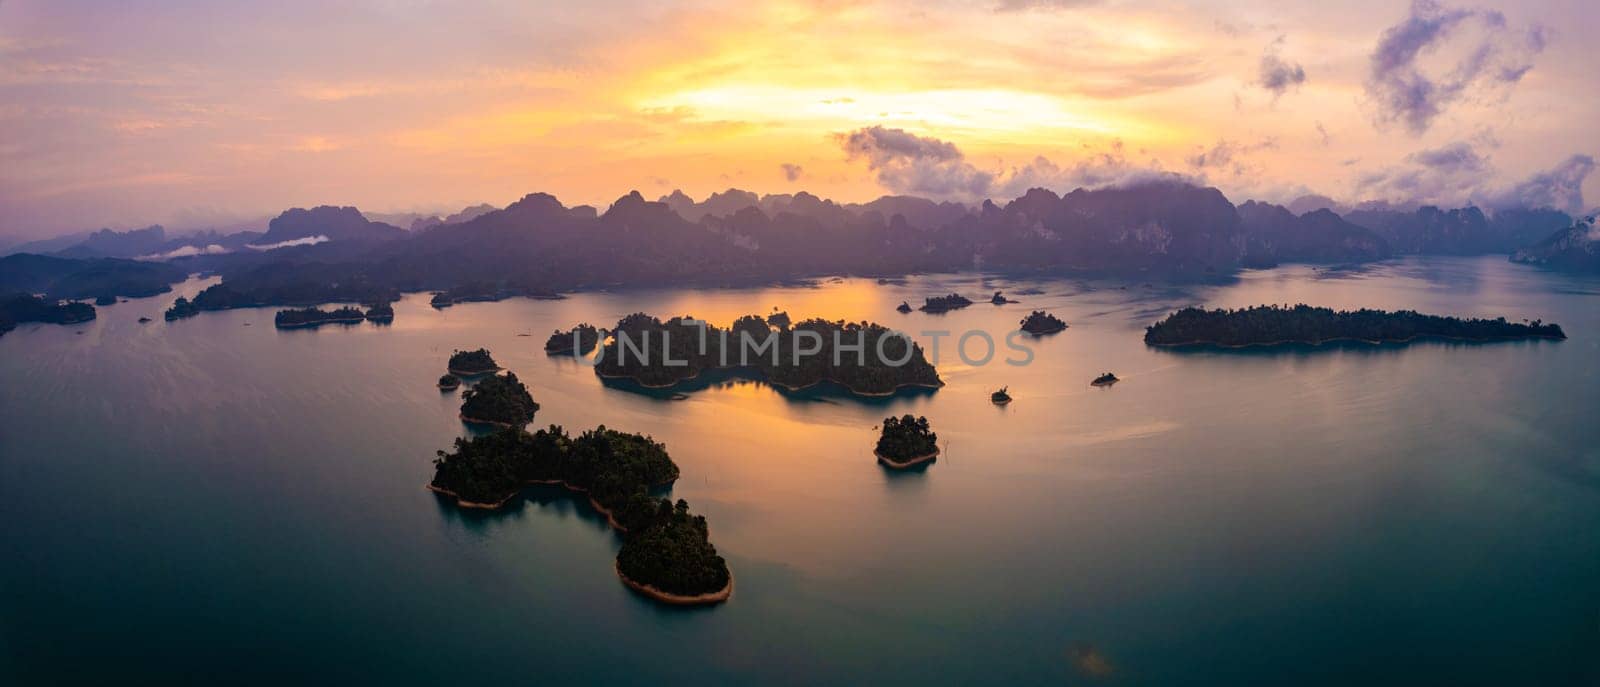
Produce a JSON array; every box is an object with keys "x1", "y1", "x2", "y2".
[{"x1": 1, "y1": 0, "x2": 1597, "y2": 240}]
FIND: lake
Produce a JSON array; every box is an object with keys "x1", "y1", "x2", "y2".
[{"x1": 2, "y1": 256, "x2": 1597, "y2": 685}]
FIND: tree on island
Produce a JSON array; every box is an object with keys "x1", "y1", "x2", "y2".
[
  {"x1": 273, "y1": 306, "x2": 365, "y2": 328},
  {"x1": 164, "y1": 296, "x2": 199, "y2": 321},
  {"x1": 448, "y1": 348, "x2": 500, "y2": 375},
  {"x1": 616, "y1": 498, "x2": 731, "y2": 599},
  {"x1": 1144, "y1": 304, "x2": 1567, "y2": 347},
  {"x1": 1020, "y1": 310, "x2": 1067, "y2": 334},
  {"x1": 428, "y1": 425, "x2": 730, "y2": 601},
  {"x1": 459, "y1": 371, "x2": 539, "y2": 427},
  {"x1": 876, "y1": 414, "x2": 938, "y2": 465},
  {"x1": 919, "y1": 293, "x2": 973, "y2": 313},
  {"x1": 545, "y1": 324, "x2": 601, "y2": 354}
]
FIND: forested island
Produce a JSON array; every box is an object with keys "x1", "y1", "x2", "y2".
[
  {"x1": 1144, "y1": 304, "x2": 1567, "y2": 348},
  {"x1": 438, "y1": 374, "x2": 461, "y2": 391},
  {"x1": 875, "y1": 414, "x2": 939, "y2": 469},
  {"x1": 1020, "y1": 310, "x2": 1068, "y2": 334},
  {"x1": 919, "y1": 293, "x2": 973, "y2": 313},
  {"x1": 458, "y1": 371, "x2": 539, "y2": 427},
  {"x1": 545, "y1": 324, "x2": 601, "y2": 355},
  {"x1": 447, "y1": 348, "x2": 501, "y2": 375},
  {"x1": 364, "y1": 302, "x2": 394, "y2": 323},
  {"x1": 0, "y1": 293, "x2": 95, "y2": 336},
  {"x1": 429, "y1": 425, "x2": 730, "y2": 603},
  {"x1": 164, "y1": 296, "x2": 199, "y2": 321},
  {"x1": 273, "y1": 306, "x2": 366, "y2": 329},
  {"x1": 591, "y1": 312, "x2": 943, "y2": 396}
]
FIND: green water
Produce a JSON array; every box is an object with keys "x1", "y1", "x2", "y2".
[{"x1": 2, "y1": 256, "x2": 1597, "y2": 685}]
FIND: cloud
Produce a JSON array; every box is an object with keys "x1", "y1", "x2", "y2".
[
  {"x1": 1357, "y1": 142, "x2": 1593, "y2": 212},
  {"x1": 839, "y1": 127, "x2": 1191, "y2": 201},
  {"x1": 137, "y1": 243, "x2": 228, "y2": 260},
  {"x1": 1257, "y1": 36, "x2": 1306, "y2": 97},
  {"x1": 248, "y1": 235, "x2": 329, "y2": 251},
  {"x1": 1478, "y1": 155, "x2": 1595, "y2": 213},
  {"x1": 1187, "y1": 139, "x2": 1277, "y2": 176},
  {"x1": 780, "y1": 163, "x2": 804, "y2": 182},
  {"x1": 994, "y1": 0, "x2": 1101, "y2": 11},
  {"x1": 1405, "y1": 141, "x2": 1488, "y2": 174},
  {"x1": 1366, "y1": 0, "x2": 1547, "y2": 135},
  {"x1": 838, "y1": 126, "x2": 992, "y2": 199}
]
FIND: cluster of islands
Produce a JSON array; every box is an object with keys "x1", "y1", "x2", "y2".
[{"x1": 426, "y1": 347, "x2": 733, "y2": 604}]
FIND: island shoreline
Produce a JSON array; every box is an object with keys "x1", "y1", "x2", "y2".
[
  {"x1": 615, "y1": 562, "x2": 732, "y2": 605},
  {"x1": 875, "y1": 449, "x2": 940, "y2": 469}
]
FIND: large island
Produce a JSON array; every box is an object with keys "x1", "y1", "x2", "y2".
[
  {"x1": 1145, "y1": 304, "x2": 1567, "y2": 347},
  {"x1": 591, "y1": 312, "x2": 942, "y2": 396},
  {"x1": 447, "y1": 348, "x2": 502, "y2": 376},
  {"x1": 0, "y1": 293, "x2": 95, "y2": 337},
  {"x1": 429, "y1": 426, "x2": 730, "y2": 604}
]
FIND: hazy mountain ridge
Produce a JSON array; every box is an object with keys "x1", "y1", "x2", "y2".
[{"x1": 5, "y1": 182, "x2": 1593, "y2": 312}]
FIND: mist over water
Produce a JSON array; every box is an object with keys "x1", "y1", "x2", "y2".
[{"x1": 2, "y1": 257, "x2": 1597, "y2": 685}]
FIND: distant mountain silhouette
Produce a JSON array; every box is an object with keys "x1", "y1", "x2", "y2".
[
  {"x1": 0, "y1": 253, "x2": 186, "y2": 299},
  {"x1": 251, "y1": 206, "x2": 406, "y2": 246},
  {"x1": 9, "y1": 182, "x2": 1582, "y2": 315},
  {"x1": 1511, "y1": 215, "x2": 1600, "y2": 271},
  {"x1": 1238, "y1": 201, "x2": 1390, "y2": 266}
]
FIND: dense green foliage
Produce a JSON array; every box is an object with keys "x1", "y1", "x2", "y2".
[
  {"x1": 430, "y1": 424, "x2": 673, "y2": 508},
  {"x1": 0, "y1": 293, "x2": 95, "y2": 336},
  {"x1": 1145, "y1": 304, "x2": 1567, "y2": 347},
  {"x1": 458, "y1": 371, "x2": 540, "y2": 426},
  {"x1": 273, "y1": 306, "x2": 365, "y2": 328},
  {"x1": 164, "y1": 296, "x2": 199, "y2": 321},
  {"x1": 447, "y1": 348, "x2": 500, "y2": 374},
  {"x1": 766, "y1": 310, "x2": 791, "y2": 328},
  {"x1": 876, "y1": 414, "x2": 938, "y2": 461},
  {"x1": 429, "y1": 426, "x2": 725, "y2": 595},
  {"x1": 364, "y1": 302, "x2": 394, "y2": 322},
  {"x1": 593, "y1": 312, "x2": 941, "y2": 394},
  {"x1": 616, "y1": 499, "x2": 731, "y2": 597},
  {"x1": 919, "y1": 293, "x2": 973, "y2": 313},
  {"x1": 545, "y1": 323, "x2": 600, "y2": 354},
  {"x1": 1020, "y1": 310, "x2": 1067, "y2": 334}
]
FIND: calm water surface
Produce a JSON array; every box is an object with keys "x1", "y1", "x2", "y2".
[{"x1": 2, "y1": 256, "x2": 1597, "y2": 685}]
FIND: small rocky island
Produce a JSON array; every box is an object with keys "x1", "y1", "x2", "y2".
[
  {"x1": 545, "y1": 324, "x2": 601, "y2": 355},
  {"x1": 1144, "y1": 304, "x2": 1567, "y2": 348},
  {"x1": 591, "y1": 312, "x2": 943, "y2": 396},
  {"x1": 447, "y1": 348, "x2": 501, "y2": 376},
  {"x1": 273, "y1": 306, "x2": 366, "y2": 329},
  {"x1": 429, "y1": 426, "x2": 730, "y2": 604},
  {"x1": 437, "y1": 374, "x2": 461, "y2": 391},
  {"x1": 990, "y1": 291, "x2": 1017, "y2": 305},
  {"x1": 164, "y1": 296, "x2": 199, "y2": 321},
  {"x1": 991, "y1": 387, "x2": 1012, "y2": 405},
  {"x1": 919, "y1": 293, "x2": 973, "y2": 313},
  {"x1": 1020, "y1": 310, "x2": 1068, "y2": 334},
  {"x1": 875, "y1": 414, "x2": 939, "y2": 469},
  {"x1": 1091, "y1": 372, "x2": 1119, "y2": 387},
  {"x1": 896, "y1": 301, "x2": 912, "y2": 313},
  {"x1": 458, "y1": 371, "x2": 540, "y2": 427}
]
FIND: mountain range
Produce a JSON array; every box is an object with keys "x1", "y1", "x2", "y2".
[{"x1": 0, "y1": 182, "x2": 1589, "y2": 307}]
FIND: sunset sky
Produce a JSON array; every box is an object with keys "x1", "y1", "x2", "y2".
[{"x1": 2, "y1": 0, "x2": 1596, "y2": 239}]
